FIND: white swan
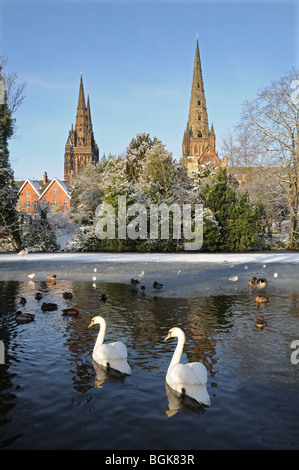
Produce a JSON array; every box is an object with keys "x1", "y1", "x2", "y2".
[
  {"x1": 164, "y1": 327, "x2": 210, "y2": 406},
  {"x1": 88, "y1": 316, "x2": 132, "y2": 375}
]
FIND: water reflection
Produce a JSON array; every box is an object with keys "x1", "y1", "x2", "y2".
[
  {"x1": 92, "y1": 359, "x2": 126, "y2": 388},
  {"x1": 164, "y1": 383, "x2": 206, "y2": 418}
]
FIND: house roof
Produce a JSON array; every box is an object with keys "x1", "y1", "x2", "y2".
[
  {"x1": 39, "y1": 177, "x2": 72, "y2": 199},
  {"x1": 18, "y1": 178, "x2": 42, "y2": 196}
]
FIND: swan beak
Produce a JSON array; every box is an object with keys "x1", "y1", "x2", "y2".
[
  {"x1": 164, "y1": 332, "x2": 171, "y2": 341},
  {"x1": 88, "y1": 320, "x2": 94, "y2": 328}
]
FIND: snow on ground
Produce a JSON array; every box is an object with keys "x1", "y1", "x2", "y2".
[{"x1": 1, "y1": 251, "x2": 299, "y2": 297}]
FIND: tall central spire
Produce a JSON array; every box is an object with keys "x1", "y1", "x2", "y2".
[
  {"x1": 188, "y1": 37, "x2": 209, "y2": 139},
  {"x1": 182, "y1": 36, "x2": 222, "y2": 177}
]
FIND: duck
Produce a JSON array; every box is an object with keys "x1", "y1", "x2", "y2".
[
  {"x1": 249, "y1": 277, "x2": 257, "y2": 287},
  {"x1": 62, "y1": 307, "x2": 79, "y2": 316},
  {"x1": 255, "y1": 316, "x2": 267, "y2": 328},
  {"x1": 256, "y1": 278, "x2": 268, "y2": 290},
  {"x1": 130, "y1": 279, "x2": 139, "y2": 287},
  {"x1": 18, "y1": 248, "x2": 28, "y2": 257},
  {"x1": 153, "y1": 281, "x2": 164, "y2": 290},
  {"x1": 17, "y1": 297, "x2": 27, "y2": 305},
  {"x1": 255, "y1": 296, "x2": 269, "y2": 303},
  {"x1": 228, "y1": 276, "x2": 238, "y2": 282},
  {"x1": 47, "y1": 274, "x2": 56, "y2": 280},
  {"x1": 62, "y1": 292, "x2": 73, "y2": 300},
  {"x1": 88, "y1": 316, "x2": 131, "y2": 375},
  {"x1": 27, "y1": 273, "x2": 35, "y2": 280},
  {"x1": 164, "y1": 327, "x2": 210, "y2": 406},
  {"x1": 41, "y1": 302, "x2": 58, "y2": 312},
  {"x1": 15, "y1": 311, "x2": 35, "y2": 323},
  {"x1": 35, "y1": 292, "x2": 42, "y2": 300},
  {"x1": 98, "y1": 293, "x2": 107, "y2": 302}
]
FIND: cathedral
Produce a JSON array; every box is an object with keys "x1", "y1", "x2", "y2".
[
  {"x1": 64, "y1": 72, "x2": 99, "y2": 184},
  {"x1": 63, "y1": 38, "x2": 224, "y2": 185},
  {"x1": 183, "y1": 37, "x2": 225, "y2": 177}
]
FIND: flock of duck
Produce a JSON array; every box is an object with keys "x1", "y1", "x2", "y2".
[{"x1": 13, "y1": 263, "x2": 273, "y2": 408}]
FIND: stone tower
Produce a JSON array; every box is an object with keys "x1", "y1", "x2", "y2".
[
  {"x1": 182, "y1": 37, "x2": 222, "y2": 177},
  {"x1": 64, "y1": 72, "x2": 99, "y2": 184}
]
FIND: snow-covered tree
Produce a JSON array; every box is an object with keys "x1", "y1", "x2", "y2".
[
  {"x1": 0, "y1": 61, "x2": 23, "y2": 250},
  {"x1": 23, "y1": 207, "x2": 60, "y2": 252}
]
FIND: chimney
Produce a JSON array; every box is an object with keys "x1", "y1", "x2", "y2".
[{"x1": 43, "y1": 171, "x2": 48, "y2": 184}]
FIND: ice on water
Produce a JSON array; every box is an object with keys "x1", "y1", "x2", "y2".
[{"x1": 1, "y1": 251, "x2": 299, "y2": 297}]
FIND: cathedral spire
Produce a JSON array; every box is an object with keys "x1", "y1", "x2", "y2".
[
  {"x1": 182, "y1": 37, "x2": 222, "y2": 175},
  {"x1": 75, "y1": 72, "x2": 87, "y2": 131},
  {"x1": 188, "y1": 36, "x2": 209, "y2": 140},
  {"x1": 64, "y1": 73, "x2": 99, "y2": 184}
]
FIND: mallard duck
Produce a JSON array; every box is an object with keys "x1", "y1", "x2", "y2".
[
  {"x1": 41, "y1": 302, "x2": 58, "y2": 312},
  {"x1": 98, "y1": 293, "x2": 107, "y2": 302},
  {"x1": 35, "y1": 292, "x2": 42, "y2": 300},
  {"x1": 47, "y1": 274, "x2": 56, "y2": 280},
  {"x1": 15, "y1": 311, "x2": 35, "y2": 323},
  {"x1": 249, "y1": 277, "x2": 257, "y2": 287},
  {"x1": 153, "y1": 281, "x2": 164, "y2": 290},
  {"x1": 18, "y1": 297, "x2": 27, "y2": 305},
  {"x1": 130, "y1": 278, "x2": 139, "y2": 287},
  {"x1": 62, "y1": 307, "x2": 79, "y2": 316},
  {"x1": 164, "y1": 327, "x2": 210, "y2": 406},
  {"x1": 63, "y1": 292, "x2": 73, "y2": 300},
  {"x1": 256, "y1": 278, "x2": 268, "y2": 290},
  {"x1": 255, "y1": 296, "x2": 269, "y2": 303},
  {"x1": 88, "y1": 316, "x2": 131, "y2": 375},
  {"x1": 255, "y1": 316, "x2": 267, "y2": 328}
]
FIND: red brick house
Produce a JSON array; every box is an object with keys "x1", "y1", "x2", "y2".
[
  {"x1": 39, "y1": 178, "x2": 71, "y2": 211},
  {"x1": 17, "y1": 173, "x2": 71, "y2": 214},
  {"x1": 17, "y1": 178, "x2": 42, "y2": 213}
]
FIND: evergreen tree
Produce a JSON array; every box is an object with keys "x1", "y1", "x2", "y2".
[
  {"x1": 23, "y1": 207, "x2": 59, "y2": 252},
  {"x1": 0, "y1": 66, "x2": 22, "y2": 249},
  {"x1": 201, "y1": 166, "x2": 267, "y2": 251}
]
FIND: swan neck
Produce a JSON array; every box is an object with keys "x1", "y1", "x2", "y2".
[
  {"x1": 169, "y1": 330, "x2": 185, "y2": 368},
  {"x1": 95, "y1": 318, "x2": 106, "y2": 348}
]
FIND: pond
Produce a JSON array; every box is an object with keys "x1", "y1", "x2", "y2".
[{"x1": 0, "y1": 252, "x2": 299, "y2": 450}]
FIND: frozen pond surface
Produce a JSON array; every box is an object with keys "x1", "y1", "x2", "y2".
[{"x1": 0, "y1": 252, "x2": 299, "y2": 450}]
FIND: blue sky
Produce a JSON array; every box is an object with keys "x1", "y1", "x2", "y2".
[{"x1": 1, "y1": 0, "x2": 298, "y2": 181}]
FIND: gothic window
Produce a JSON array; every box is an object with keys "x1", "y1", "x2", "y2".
[
  {"x1": 198, "y1": 100, "x2": 201, "y2": 106},
  {"x1": 198, "y1": 114, "x2": 201, "y2": 120},
  {"x1": 198, "y1": 131, "x2": 202, "y2": 138},
  {"x1": 197, "y1": 83, "x2": 200, "y2": 88}
]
